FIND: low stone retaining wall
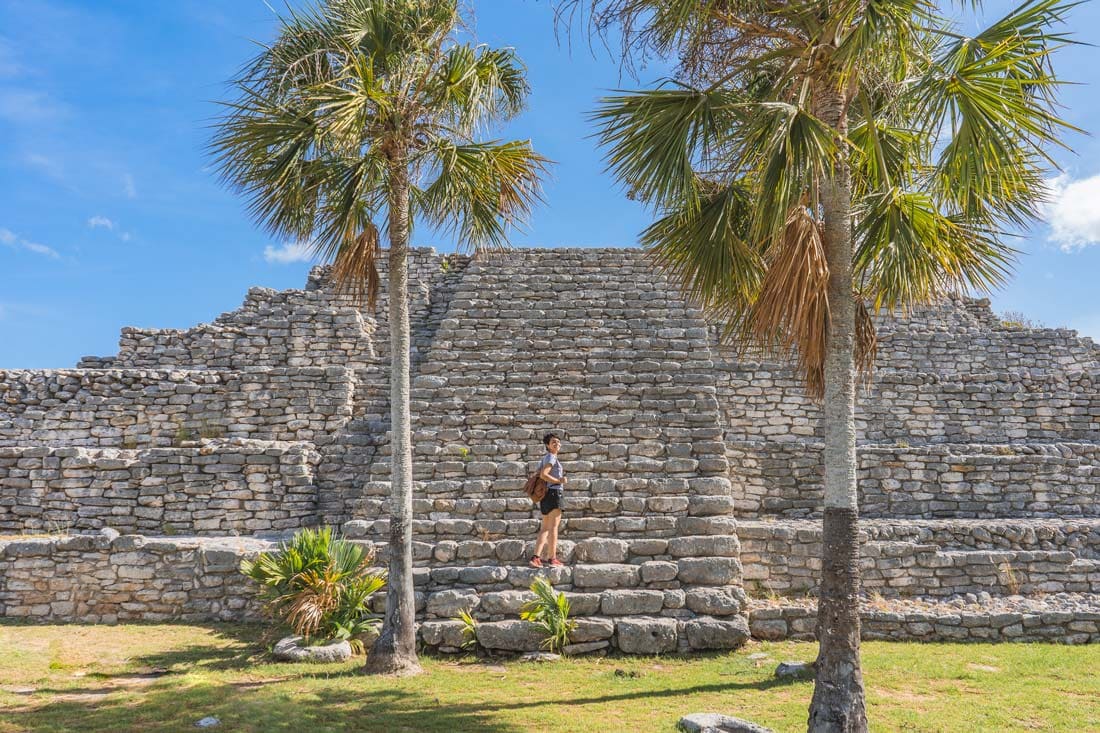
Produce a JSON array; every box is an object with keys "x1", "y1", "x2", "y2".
[
  {"x1": 0, "y1": 367, "x2": 355, "y2": 448},
  {"x1": 730, "y1": 442, "x2": 1100, "y2": 518},
  {"x1": 0, "y1": 440, "x2": 320, "y2": 534},
  {"x1": 748, "y1": 598, "x2": 1100, "y2": 644},
  {"x1": 738, "y1": 523, "x2": 1100, "y2": 598},
  {"x1": 0, "y1": 532, "x2": 268, "y2": 622}
]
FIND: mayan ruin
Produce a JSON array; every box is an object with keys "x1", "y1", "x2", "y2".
[{"x1": 3, "y1": 247, "x2": 1097, "y2": 654}]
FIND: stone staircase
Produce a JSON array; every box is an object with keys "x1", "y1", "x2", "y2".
[{"x1": 2, "y1": 246, "x2": 1099, "y2": 650}]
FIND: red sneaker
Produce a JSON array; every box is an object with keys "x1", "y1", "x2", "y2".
[
  {"x1": 529, "y1": 556, "x2": 543, "y2": 568},
  {"x1": 549, "y1": 558, "x2": 564, "y2": 567}
]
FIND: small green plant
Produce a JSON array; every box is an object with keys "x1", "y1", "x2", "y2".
[
  {"x1": 458, "y1": 446, "x2": 471, "y2": 462},
  {"x1": 240, "y1": 527, "x2": 386, "y2": 653},
  {"x1": 173, "y1": 424, "x2": 195, "y2": 446},
  {"x1": 441, "y1": 257, "x2": 451, "y2": 273},
  {"x1": 520, "y1": 577, "x2": 575, "y2": 654},
  {"x1": 456, "y1": 608, "x2": 480, "y2": 651},
  {"x1": 895, "y1": 438, "x2": 910, "y2": 449}
]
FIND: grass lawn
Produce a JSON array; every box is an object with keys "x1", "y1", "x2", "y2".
[{"x1": 0, "y1": 623, "x2": 1096, "y2": 732}]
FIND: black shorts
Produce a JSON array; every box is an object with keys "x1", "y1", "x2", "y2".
[{"x1": 539, "y1": 487, "x2": 563, "y2": 515}]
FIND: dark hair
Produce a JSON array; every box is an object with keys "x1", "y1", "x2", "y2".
[{"x1": 543, "y1": 432, "x2": 559, "y2": 447}]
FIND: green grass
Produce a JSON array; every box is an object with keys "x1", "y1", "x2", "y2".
[{"x1": 0, "y1": 623, "x2": 1095, "y2": 732}]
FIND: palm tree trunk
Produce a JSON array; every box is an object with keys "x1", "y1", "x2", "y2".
[
  {"x1": 364, "y1": 160, "x2": 422, "y2": 677},
  {"x1": 807, "y1": 86, "x2": 868, "y2": 732}
]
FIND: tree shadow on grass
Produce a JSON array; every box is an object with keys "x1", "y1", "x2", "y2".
[{"x1": 2, "y1": 682, "x2": 524, "y2": 733}]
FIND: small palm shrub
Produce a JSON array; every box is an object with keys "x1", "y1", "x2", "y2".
[
  {"x1": 456, "y1": 609, "x2": 480, "y2": 651},
  {"x1": 520, "y1": 577, "x2": 576, "y2": 653},
  {"x1": 240, "y1": 527, "x2": 386, "y2": 652}
]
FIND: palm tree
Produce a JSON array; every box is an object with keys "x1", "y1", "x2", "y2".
[
  {"x1": 577, "y1": 0, "x2": 1077, "y2": 728},
  {"x1": 211, "y1": 0, "x2": 548, "y2": 676}
]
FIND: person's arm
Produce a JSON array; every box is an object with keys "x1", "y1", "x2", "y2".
[{"x1": 540, "y1": 461, "x2": 567, "y2": 485}]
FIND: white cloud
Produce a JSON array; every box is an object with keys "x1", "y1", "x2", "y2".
[
  {"x1": 122, "y1": 173, "x2": 137, "y2": 199},
  {"x1": 1045, "y1": 174, "x2": 1100, "y2": 252},
  {"x1": 264, "y1": 241, "x2": 315, "y2": 264},
  {"x1": 88, "y1": 215, "x2": 115, "y2": 230},
  {"x1": 1, "y1": 227, "x2": 60, "y2": 259}
]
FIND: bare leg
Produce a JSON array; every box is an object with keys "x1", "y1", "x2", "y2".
[
  {"x1": 547, "y1": 510, "x2": 562, "y2": 560},
  {"x1": 533, "y1": 514, "x2": 551, "y2": 559}
]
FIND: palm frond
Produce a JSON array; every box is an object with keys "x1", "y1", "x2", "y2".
[
  {"x1": 742, "y1": 205, "x2": 831, "y2": 398},
  {"x1": 641, "y1": 178, "x2": 762, "y2": 323},
  {"x1": 419, "y1": 138, "x2": 550, "y2": 250},
  {"x1": 854, "y1": 187, "x2": 1017, "y2": 310},
  {"x1": 432, "y1": 44, "x2": 529, "y2": 134},
  {"x1": 592, "y1": 84, "x2": 742, "y2": 210}
]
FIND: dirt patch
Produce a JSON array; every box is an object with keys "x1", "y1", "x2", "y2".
[
  {"x1": 965, "y1": 663, "x2": 1001, "y2": 673},
  {"x1": 873, "y1": 687, "x2": 937, "y2": 706}
]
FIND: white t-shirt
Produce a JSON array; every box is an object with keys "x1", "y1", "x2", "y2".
[{"x1": 538, "y1": 452, "x2": 564, "y2": 489}]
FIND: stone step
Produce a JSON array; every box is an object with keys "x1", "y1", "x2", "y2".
[
  {"x1": 343, "y1": 514, "x2": 738, "y2": 542},
  {"x1": 399, "y1": 558, "x2": 744, "y2": 623},
  {"x1": 420, "y1": 613, "x2": 750, "y2": 655},
  {"x1": 747, "y1": 593, "x2": 1100, "y2": 644},
  {"x1": 347, "y1": 493, "x2": 735, "y2": 520},
  {"x1": 738, "y1": 518, "x2": 1100, "y2": 558},
  {"x1": 360, "y1": 533, "x2": 740, "y2": 571}
]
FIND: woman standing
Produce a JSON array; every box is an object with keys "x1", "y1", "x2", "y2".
[{"x1": 530, "y1": 432, "x2": 566, "y2": 567}]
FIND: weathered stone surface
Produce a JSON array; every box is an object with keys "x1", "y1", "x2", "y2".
[
  {"x1": 419, "y1": 620, "x2": 468, "y2": 649},
  {"x1": 601, "y1": 590, "x2": 665, "y2": 615},
  {"x1": 562, "y1": 641, "x2": 610, "y2": 656},
  {"x1": 571, "y1": 617, "x2": 615, "y2": 643},
  {"x1": 678, "y1": 558, "x2": 741, "y2": 585},
  {"x1": 774, "y1": 661, "x2": 814, "y2": 679},
  {"x1": 575, "y1": 538, "x2": 630, "y2": 564},
  {"x1": 684, "y1": 616, "x2": 750, "y2": 650},
  {"x1": 477, "y1": 620, "x2": 546, "y2": 651},
  {"x1": 678, "y1": 713, "x2": 774, "y2": 733},
  {"x1": 573, "y1": 564, "x2": 640, "y2": 589},
  {"x1": 272, "y1": 636, "x2": 352, "y2": 663},
  {"x1": 426, "y1": 589, "x2": 480, "y2": 618},
  {"x1": 685, "y1": 588, "x2": 742, "y2": 616},
  {"x1": 615, "y1": 616, "x2": 679, "y2": 654}
]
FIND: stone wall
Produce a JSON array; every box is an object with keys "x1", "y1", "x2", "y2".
[
  {"x1": 720, "y1": 367, "x2": 1100, "y2": 444},
  {"x1": 0, "y1": 440, "x2": 319, "y2": 534},
  {"x1": 873, "y1": 298, "x2": 1100, "y2": 374},
  {"x1": 738, "y1": 522, "x2": 1100, "y2": 598},
  {"x1": 749, "y1": 602, "x2": 1100, "y2": 644},
  {"x1": 729, "y1": 441, "x2": 1100, "y2": 518},
  {"x1": 0, "y1": 532, "x2": 267, "y2": 623},
  {"x1": 0, "y1": 367, "x2": 355, "y2": 448}
]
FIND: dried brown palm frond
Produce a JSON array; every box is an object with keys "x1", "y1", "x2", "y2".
[
  {"x1": 742, "y1": 204, "x2": 830, "y2": 398},
  {"x1": 854, "y1": 299, "x2": 878, "y2": 385},
  {"x1": 330, "y1": 222, "x2": 382, "y2": 310},
  {"x1": 282, "y1": 566, "x2": 343, "y2": 640}
]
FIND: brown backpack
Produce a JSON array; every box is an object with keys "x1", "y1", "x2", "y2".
[{"x1": 523, "y1": 469, "x2": 548, "y2": 504}]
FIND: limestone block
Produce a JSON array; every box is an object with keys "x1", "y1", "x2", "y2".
[{"x1": 615, "y1": 616, "x2": 679, "y2": 654}]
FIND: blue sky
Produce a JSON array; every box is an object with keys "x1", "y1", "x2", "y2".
[{"x1": 2, "y1": 0, "x2": 1099, "y2": 368}]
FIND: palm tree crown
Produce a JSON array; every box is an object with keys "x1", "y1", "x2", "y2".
[
  {"x1": 587, "y1": 0, "x2": 1076, "y2": 395},
  {"x1": 212, "y1": 0, "x2": 549, "y2": 302}
]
